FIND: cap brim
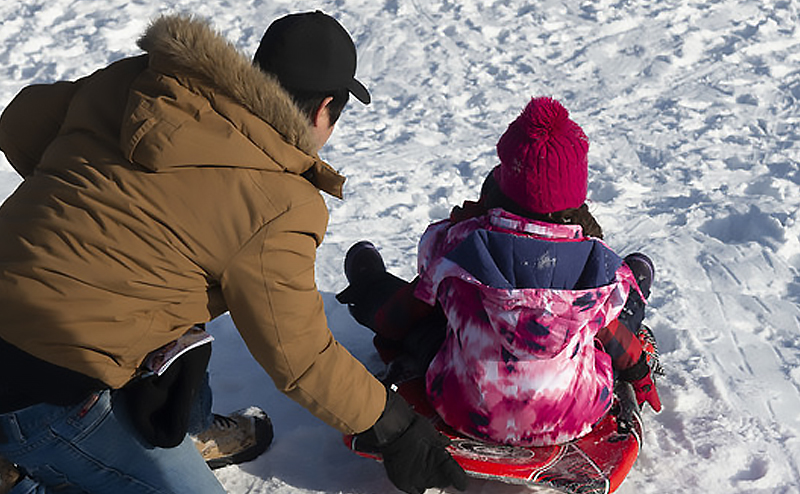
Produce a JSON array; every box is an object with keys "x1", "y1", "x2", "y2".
[{"x1": 348, "y1": 78, "x2": 371, "y2": 105}]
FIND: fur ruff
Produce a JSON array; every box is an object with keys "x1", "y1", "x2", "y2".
[{"x1": 137, "y1": 14, "x2": 315, "y2": 155}]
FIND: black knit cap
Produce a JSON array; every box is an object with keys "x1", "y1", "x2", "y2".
[{"x1": 254, "y1": 11, "x2": 370, "y2": 104}]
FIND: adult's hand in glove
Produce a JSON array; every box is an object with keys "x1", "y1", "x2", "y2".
[{"x1": 357, "y1": 388, "x2": 468, "y2": 494}]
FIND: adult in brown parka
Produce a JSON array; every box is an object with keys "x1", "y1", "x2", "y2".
[{"x1": 0, "y1": 11, "x2": 465, "y2": 494}]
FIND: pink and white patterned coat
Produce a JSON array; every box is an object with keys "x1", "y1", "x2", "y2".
[{"x1": 415, "y1": 209, "x2": 637, "y2": 446}]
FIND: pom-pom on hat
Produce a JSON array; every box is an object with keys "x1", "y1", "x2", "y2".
[{"x1": 495, "y1": 97, "x2": 588, "y2": 215}]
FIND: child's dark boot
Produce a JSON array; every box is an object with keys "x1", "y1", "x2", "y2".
[
  {"x1": 623, "y1": 252, "x2": 655, "y2": 300},
  {"x1": 337, "y1": 241, "x2": 406, "y2": 330},
  {"x1": 618, "y1": 253, "x2": 655, "y2": 332},
  {"x1": 343, "y1": 241, "x2": 387, "y2": 287}
]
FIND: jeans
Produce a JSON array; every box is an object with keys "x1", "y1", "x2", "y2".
[
  {"x1": 0, "y1": 389, "x2": 226, "y2": 494},
  {"x1": 187, "y1": 372, "x2": 214, "y2": 435}
]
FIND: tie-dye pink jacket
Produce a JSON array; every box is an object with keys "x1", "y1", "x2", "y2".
[{"x1": 414, "y1": 208, "x2": 637, "y2": 446}]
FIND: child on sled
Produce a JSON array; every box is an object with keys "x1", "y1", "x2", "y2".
[{"x1": 337, "y1": 96, "x2": 662, "y2": 447}]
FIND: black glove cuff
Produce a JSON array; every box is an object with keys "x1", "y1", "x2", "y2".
[
  {"x1": 357, "y1": 388, "x2": 416, "y2": 448},
  {"x1": 618, "y1": 353, "x2": 650, "y2": 382}
]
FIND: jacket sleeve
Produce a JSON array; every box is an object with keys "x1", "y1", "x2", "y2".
[
  {"x1": 596, "y1": 318, "x2": 643, "y2": 372},
  {"x1": 0, "y1": 81, "x2": 81, "y2": 178},
  {"x1": 220, "y1": 200, "x2": 386, "y2": 435},
  {"x1": 596, "y1": 289, "x2": 646, "y2": 373}
]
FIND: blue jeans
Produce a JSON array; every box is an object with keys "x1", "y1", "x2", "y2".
[
  {"x1": 187, "y1": 372, "x2": 214, "y2": 435},
  {"x1": 0, "y1": 389, "x2": 226, "y2": 494}
]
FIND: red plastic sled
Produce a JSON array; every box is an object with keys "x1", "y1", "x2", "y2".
[{"x1": 344, "y1": 376, "x2": 641, "y2": 494}]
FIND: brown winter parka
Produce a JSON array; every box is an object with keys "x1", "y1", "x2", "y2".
[{"x1": 0, "y1": 15, "x2": 385, "y2": 434}]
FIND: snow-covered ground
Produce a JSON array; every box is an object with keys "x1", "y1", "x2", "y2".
[{"x1": 1, "y1": 0, "x2": 799, "y2": 492}]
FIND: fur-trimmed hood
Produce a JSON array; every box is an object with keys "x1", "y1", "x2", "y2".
[{"x1": 137, "y1": 14, "x2": 316, "y2": 154}]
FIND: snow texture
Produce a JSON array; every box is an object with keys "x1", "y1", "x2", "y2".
[{"x1": 1, "y1": 0, "x2": 799, "y2": 493}]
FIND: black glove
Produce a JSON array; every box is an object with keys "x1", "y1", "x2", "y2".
[
  {"x1": 357, "y1": 389, "x2": 468, "y2": 494},
  {"x1": 121, "y1": 343, "x2": 211, "y2": 448}
]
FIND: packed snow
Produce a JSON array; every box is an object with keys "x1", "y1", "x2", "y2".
[{"x1": 1, "y1": 0, "x2": 799, "y2": 493}]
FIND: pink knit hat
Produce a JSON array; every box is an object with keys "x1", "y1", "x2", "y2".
[{"x1": 495, "y1": 97, "x2": 588, "y2": 215}]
